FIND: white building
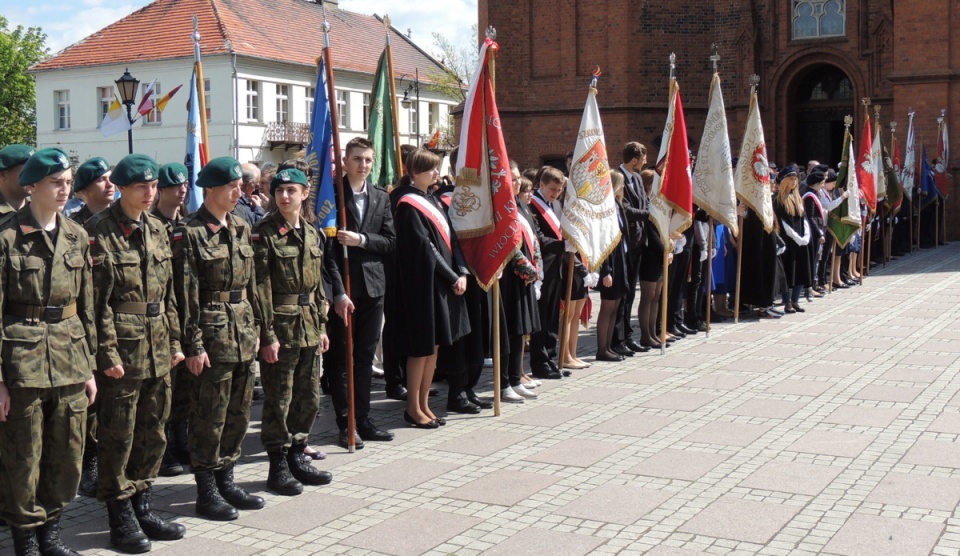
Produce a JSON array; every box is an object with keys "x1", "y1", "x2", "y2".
[{"x1": 30, "y1": 0, "x2": 459, "y2": 169}]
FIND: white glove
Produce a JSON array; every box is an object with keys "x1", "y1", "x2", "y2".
[
  {"x1": 711, "y1": 247, "x2": 717, "y2": 260},
  {"x1": 584, "y1": 273, "x2": 599, "y2": 288},
  {"x1": 776, "y1": 244, "x2": 786, "y2": 256},
  {"x1": 534, "y1": 280, "x2": 542, "y2": 300},
  {"x1": 672, "y1": 235, "x2": 686, "y2": 254},
  {"x1": 564, "y1": 240, "x2": 578, "y2": 253},
  {"x1": 699, "y1": 249, "x2": 708, "y2": 262}
]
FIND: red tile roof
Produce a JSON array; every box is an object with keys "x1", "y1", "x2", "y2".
[{"x1": 31, "y1": 0, "x2": 447, "y2": 83}]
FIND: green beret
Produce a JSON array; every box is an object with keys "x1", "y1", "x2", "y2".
[
  {"x1": 270, "y1": 168, "x2": 308, "y2": 195},
  {"x1": 0, "y1": 144, "x2": 36, "y2": 171},
  {"x1": 111, "y1": 154, "x2": 159, "y2": 187},
  {"x1": 158, "y1": 163, "x2": 189, "y2": 189},
  {"x1": 19, "y1": 147, "x2": 71, "y2": 186},
  {"x1": 196, "y1": 156, "x2": 242, "y2": 188},
  {"x1": 73, "y1": 157, "x2": 111, "y2": 192}
]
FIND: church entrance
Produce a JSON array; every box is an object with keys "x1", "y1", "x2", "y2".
[{"x1": 790, "y1": 65, "x2": 854, "y2": 169}]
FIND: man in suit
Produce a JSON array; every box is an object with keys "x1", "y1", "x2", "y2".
[
  {"x1": 324, "y1": 138, "x2": 396, "y2": 449},
  {"x1": 614, "y1": 142, "x2": 651, "y2": 355}
]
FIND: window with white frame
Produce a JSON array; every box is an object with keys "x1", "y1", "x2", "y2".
[
  {"x1": 276, "y1": 84, "x2": 289, "y2": 122},
  {"x1": 792, "y1": 0, "x2": 845, "y2": 39},
  {"x1": 306, "y1": 87, "x2": 315, "y2": 121},
  {"x1": 408, "y1": 100, "x2": 418, "y2": 138},
  {"x1": 142, "y1": 82, "x2": 162, "y2": 124},
  {"x1": 246, "y1": 80, "x2": 260, "y2": 121},
  {"x1": 428, "y1": 103, "x2": 441, "y2": 133},
  {"x1": 204, "y1": 79, "x2": 211, "y2": 122},
  {"x1": 336, "y1": 90, "x2": 349, "y2": 129},
  {"x1": 362, "y1": 93, "x2": 371, "y2": 131},
  {"x1": 98, "y1": 86, "x2": 113, "y2": 125},
  {"x1": 55, "y1": 90, "x2": 71, "y2": 130}
]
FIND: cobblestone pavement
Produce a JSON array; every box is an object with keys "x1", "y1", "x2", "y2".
[{"x1": 6, "y1": 244, "x2": 960, "y2": 555}]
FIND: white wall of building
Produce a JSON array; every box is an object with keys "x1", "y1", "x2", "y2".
[{"x1": 34, "y1": 54, "x2": 458, "y2": 171}]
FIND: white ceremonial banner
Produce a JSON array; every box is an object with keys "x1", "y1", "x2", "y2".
[
  {"x1": 693, "y1": 72, "x2": 738, "y2": 236},
  {"x1": 734, "y1": 89, "x2": 774, "y2": 232}
]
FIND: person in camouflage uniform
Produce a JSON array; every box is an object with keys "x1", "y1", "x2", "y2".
[
  {"x1": 70, "y1": 156, "x2": 114, "y2": 498},
  {"x1": 171, "y1": 156, "x2": 263, "y2": 521},
  {"x1": 86, "y1": 155, "x2": 187, "y2": 553},
  {"x1": 253, "y1": 169, "x2": 332, "y2": 496},
  {"x1": 0, "y1": 144, "x2": 35, "y2": 216},
  {"x1": 0, "y1": 147, "x2": 98, "y2": 556},
  {"x1": 152, "y1": 163, "x2": 192, "y2": 477}
]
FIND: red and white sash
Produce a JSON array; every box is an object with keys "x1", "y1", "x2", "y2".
[
  {"x1": 530, "y1": 195, "x2": 561, "y2": 238},
  {"x1": 517, "y1": 214, "x2": 540, "y2": 274},
  {"x1": 439, "y1": 191, "x2": 453, "y2": 207},
  {"x1": 802, "y1": 191, "x2": 825, "y2": 222},
  {"x1": 398, "y1": 193, "x2": 452, "y2": 251}
]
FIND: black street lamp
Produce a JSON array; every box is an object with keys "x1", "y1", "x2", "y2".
[
  {"x1": 399, "y1": 68, "x2": 420, "y2": 146},
  {"x1": 115, "y1": 69, "x2": 140, "y2": 154}
]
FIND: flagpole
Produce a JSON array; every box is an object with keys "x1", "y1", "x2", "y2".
[
  {"x1": 484, "y1": 26, "x2": 503, "y2": 416},
  {"x1": 917, "y1": 136, "x2": 924, "y2": 250},
  {"x1": 705, "y1": 217, "x2": 714, "y2": 337},
  {"x1": 193, "y1": 16, "x2": 210, "y2": 161},
  {"x1": 321, "y1": 8, "x2": 357, "y2": 453},
  {"x1": 384, "y1": 16, "x2": 404, "y2": 181},
  {"x1": 734, "y1": 211, "x2": 744, "y2": 322},
  {"x1": 659, "y1": 54, "x2": 677, "y2": 355},
  {"x1": 936, "y1": 111, "x2": 945, "y2": 246}
]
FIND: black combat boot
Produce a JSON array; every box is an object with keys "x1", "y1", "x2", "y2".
[
  {"x1": 267, "y1": 449, "x2": 303, "y2": 496},
  {"x1": 194, "y1": 472, "x2": 238, "y2": 521},
  {"x1": 105, "y1": 499, "x2": 151, "y2": 554},
  {"x1": 214, "y1": 465, "x2": 264, "y2": 510},
  {"x1": 287, "y1": 443, "x2": 333, "y2": 486},
  {"x1": 11, "y1": 526, "x2": 40, "y2": 556},
  {"x1": 158, "y1": 440, "x2": 184, "y2": 477},
  {"x1": 78, "y1": 448, "x2": 98, "y2": 498},
  {"x1": 36, "y1": 514, "x2": 81, "y2": 556},
  {"x1": 131, "y1": 487, "x2": 186, "y2": 541}
]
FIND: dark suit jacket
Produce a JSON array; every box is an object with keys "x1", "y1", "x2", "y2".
[
  {"x1": 529, "y1": 191, "x2": 565, "y2": 280},
  {"x1": 324, "y1": 181, "x2": 396, "y2": 300},
  {"x1": 619, "y1": 165, "x2": 647, "y2": 250}
]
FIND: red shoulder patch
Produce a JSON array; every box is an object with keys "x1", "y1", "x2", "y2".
[
  {"x1": 173, "y1": 231, "x2": 184, "y2": 241},
  {"x1": 252, "y1": 232, "x2": 261, "y2": 241}
]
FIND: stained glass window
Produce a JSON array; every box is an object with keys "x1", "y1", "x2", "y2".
[{"x1": 792, "y1": 1, "x2": 845, "y2": 39}]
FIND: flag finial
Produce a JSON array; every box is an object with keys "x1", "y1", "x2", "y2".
[
  {"x1": 938, "y1": 109, "x2": 945, "y2": 125},
  {"x1": 192, "y1": 15, "x2": 200, "y2": 43},
  {"x1": 485, "y1": 26, "x2": 497, "y2": 40},
  {"x1": 710, "y1": 44, "x2": 720, "y2": 71},
  {"x1": 844, "y1": 115, "x2": 853, "y2": 129},
  {"x1": 874, "y1": 104, "x2": 881, "y2": 120},
  {"x1": 383, "y1": 15, "x2": 391, "y2": 45},
  {"x1": 862, "y1": 97, "x2": 871, "y2": 108},
  {"x1": 669, "y1": 52, "x2": 676, "y2": 80},
  {"x1": 590, "y1": 66, "x2": 601, "y2": 90},
  {"x1": 891, "y1": 120, "x2": 898, "y2": 133}
]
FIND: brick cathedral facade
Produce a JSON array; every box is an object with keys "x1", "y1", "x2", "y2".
[{"x1": 477, "y1": 0, "x2": 958, "y2": 237}]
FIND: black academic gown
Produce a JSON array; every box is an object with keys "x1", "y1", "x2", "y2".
[
  {"x1": 739, "y1": 207, "x2": 778, "y2": 307},
  {"x1": 394, "y1": 187, "x2": 470, "y2": 357},
  {"x1": 501, "y1": 199, "x2": 542, "y2": 336},
  {"x1": 775, "y1": 200, "x2": 814, "y2": 288}
]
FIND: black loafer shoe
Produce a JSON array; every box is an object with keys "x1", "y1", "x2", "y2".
[
  {"x1": 385, "y1": 385, "x2": 408, "y2": 401},
  {"x1": 465, "y1": 390, "x2": 493, "y2": 409},
  {"x1": 666, "y1": 327, "x2": 686, "y2": 338},
  {"x1": 446, "y1": 393, "x2": 481, "y2": 414},
  {"x1": 357, "y1": 419, "x2": 394, "y2": 442},
  {"x1": 532, "y1": 369, "x2": 563, "y2": 380},
  {"x1": 678, "y1": 323, "x2": 698, "y2": 335},
  {"x1": 612, "y1": 345, "x2": 635, "y2": 357},
  {"x1": 337, "y1": 429, "x2": 364, "y2": 450},
  {"x1": 624, "y1": 340, "x2": 646, "y2": 352}
]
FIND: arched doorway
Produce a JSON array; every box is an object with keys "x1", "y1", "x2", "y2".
[{"x1": 791, "y1": 65, "x2": 854, "y2": 169}]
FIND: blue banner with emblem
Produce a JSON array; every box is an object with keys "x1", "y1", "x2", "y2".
[{"x1": 307, "y1": 57, "x2": 337, "y2": 237}]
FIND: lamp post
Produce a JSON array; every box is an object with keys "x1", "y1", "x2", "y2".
[
  {"x1": 115, "y1": 69, "x2": 140, "y2": 154},
  {"x1": 400, "y1": 68, "x2": 420, "y2": 146}
]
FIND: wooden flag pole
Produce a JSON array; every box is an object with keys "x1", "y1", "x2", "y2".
[
  {"x1": 192, "y1": 17, "x2": 210, "y2": 158},
  {"x1": 558, "y1": 253, "x2": 575, "y2": 370},
  {"x1": 660, "y1": 245, "x2": 668, "y2": 355},
  {"x1": 734, "y1": 212, "x2": 744, "y2": 323},
  {"x1": 862, "y1": 218, "x2": 870, "y2": 282},
  {"x1": 485, "y1": 26, "x2": 502, "y2": 415},
  {"x1": 705, "y1": 217, "x2": 714, "y2": 337},
  {"x1": 321, "y1": 8, "x2": 357, "y2": 452},
  {"x1": 936, "y1": 196, "x2": 941, "y2": 247},
  {"x1": 383, "y1": 16, "x2": 404, "y2": 180},
  {"x1": 829, "y1": 240, "x2": 838, "y2": 293}
]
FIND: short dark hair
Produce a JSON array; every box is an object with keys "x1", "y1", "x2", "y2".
[
  {"x1": 278, "y1": 158, "x2": 308, "y2": 173},
  {"x1": 344, "y1": 137, "x2": 375, "y2": 158},
  {"x1": 622, "y1": 142, "x2": 647, "y2": 164}
]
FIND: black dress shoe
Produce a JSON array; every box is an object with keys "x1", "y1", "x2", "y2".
[
  {"x1": 337, "y1": 429, "x2": 365, "y2": 450},
  {"x1": 357, "y1": 418, "x2": 394, "y2": 441},
  {"x1": 547, "y1": 360, "x2": 561, "y2": 373},
  {"x1": 678, "y1": 323, "x2": 698, "y2": 335},
  {"x1": 465, "y1": 390, "x2": 493, "y2": 409},
  {"x1": 532, "y1": 367, "x2": 562, "y2": 380},
  {"x1": 666, "y1": 327, "x2": 686, "y2": 338},
  {"x1": 595, "y1": 352, "x2": 625, "y2": 362},
  {"x1": 624, "y1": 340, "x2": 646, "y2": 352},
  {"x1": 429, "y1": 388, "x2": 440, "y2": 397},
  {"x1": 385, "y1": 384, "x2": 408, "y2": 401},
  {"x1": 612, "y1": 344, "x2": 635, "y2": 357},
  {"x1": 446, "y1": 392, "x2": 481, "y2": 414},
  {"x1": 403, "y1": 411, "x2": 439, "y2": 429}
]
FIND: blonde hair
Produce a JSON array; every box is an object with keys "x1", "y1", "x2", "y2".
[{"x1": 776, "y1": 178, "x2": 803, "y2": 217}]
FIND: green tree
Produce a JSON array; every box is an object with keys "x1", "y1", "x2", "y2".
[
  {"x1": 425, "y1": 24, "x2": 478, "y2": 104},
  {"x1": 0, "y1": 16, "x2": 48, "y2": 146}
]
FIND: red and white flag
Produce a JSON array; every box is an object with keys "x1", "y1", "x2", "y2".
[
  {"x1": 935, "y1": 112, "x2": 950, "y2": 197},
  {"x1": 561, "y1": 71, "x2": 621, "y2": 272},
  {"x1": 136, "y1": 78, "x2": 159, "y2": 116},
  {"x1": 735, "y1": 86, "x2": 773, "y2": 232},
  {"x1": 450, "y1": 38, "x2": 522, "y2": 290},
  {"x1": 857, "y1": 115, "x2": 877, "y2": 213},
  {"x1": 648, "y1": 80, "x2": 693, "y2": 243}
]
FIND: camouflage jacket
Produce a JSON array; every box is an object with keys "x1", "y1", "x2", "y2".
[
  {"x1": 253, "y1": 212, "x2": 326, "y2": 349},
  {"x1": 150, "y1": 206, "x2": 180, "y2": 237},
  {"x1": 0, "y1": 205, "x2": 96, "y2": 387},
  {"x1": 0, "y1": 191, "x2": 17, "y2": 217},
  {"x1": 86, "y1": 202, "x2": 181, "y2": 378},
  {"x1": 70, "y1": 204, "x2": 97, "y2": 226},
  {"x1": 172, "y1": 204, "x2": 259, "y2": 363}
]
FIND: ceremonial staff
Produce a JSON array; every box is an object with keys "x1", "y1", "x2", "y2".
[
  {"x1": 320, "y1": 4, "x2": 357, "y2": 452},
  {"x1": 193, "y1": 16, "x2": 211, "y2": 161},
  {"x1": 907, "y1": 109, "x2": 917, "y2": 251},
  {"x1": 487, "y1": 26, "x2": 502, "y2": 417},
  {"x1": 384, "y1": 16, "x2": 404, "y2": 180},
  {"x1": 659, "y1": 53, "x2": 678, "y2": 354},
  {"x1": 860, "y1": 98, "x2": 870, "y2": 284},
  {"x1": 734, "y1": 73, "x2": 761, "y2": 323},
  {"x1": 887, "y1": 119, "x2": 897, "y2": 267},
  {"x1": 937, "y1": 109, "x2": 945, "y2": 246},
  {"x1": 704, "y1": 46, "x2": 721, "y2": 338}
]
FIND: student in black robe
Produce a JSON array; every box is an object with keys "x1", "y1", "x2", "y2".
[
  {"x1": 773, "y1": 166, "x2": 814, "y2": 313},
  {"x1": 596, "y1": 172, "x2": 631, "y2": 361},
  {"x1": 739, "y1": 204, "x2": 779, "y2": 318},
  {"x1": 393, "y1": 149, "x2": 470, "y2": 428}
]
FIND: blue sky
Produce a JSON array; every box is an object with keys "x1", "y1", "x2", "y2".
[{"x1": 2, "y1": 0, "x2": 477, "y2": 58}]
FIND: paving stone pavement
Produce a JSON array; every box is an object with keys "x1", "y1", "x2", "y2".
[{"x1": 5, "y1": 244, "x2": 960, "y2": 555}]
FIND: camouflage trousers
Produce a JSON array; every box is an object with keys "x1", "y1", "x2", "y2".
[
  {"x1": 95, "y1": 374, "x2": 171, "y2": 502},
  {"x1": 188, "y1": 360, "x2": 255, "y2": 473},
  {"x1": 260, "y1": 347, "x2": 320, "y2": 452},
  {"x1": 168, "y1": 363, "x2": 194, "y2": 426},
  {"x1": 0, "y1": 383, "x2": 87, "y2": 528}
]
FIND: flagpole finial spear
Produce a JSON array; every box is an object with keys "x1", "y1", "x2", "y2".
[
  {"x1": 891, "y1": 120, "x2": 898, "y2": 134},
  {"x1": 710, "y1": 44, "x2": 720, "y2": 72},
  {"x1": 590, "y1": 66, "x2": 601, "y2": 91},
  {"x1": 862, "y1": 97, "x2": 871, "y2": 109},
  {"x1": 383, "y1": 15, "x2": 391, "y2": 45},
  {"x1": 874, "y1": 104, "x2": 881, "y2": 120},
  {"x1": 669, "y1": 52, "x2": 676, "y2": 80},
  {"x1": 748, "y1": 73, "x2": 760, "y2": 95},
  {"x1": 320, "y1": 2, "x2": 331, "y2": 48},
  {"x1": 192, "y1": 15, "x2": 200, "y2": 43},
  {"x1": 938, "y1": 110, "x2": 945, "y2": 126},
  {"x1": 844, "y1": 114, "x2": 853, "y2": 130},
  {"x1": 485, "y1": 25, "x2": 497, "y2": 40}
]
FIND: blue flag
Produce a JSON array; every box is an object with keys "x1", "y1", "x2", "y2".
[
  {"x1": 920, "y1": 146, "x2": 939, "y2": 209},
  {"x1": 307, "y1": 58, "x2": 337, "y2": 236},
  {"x1": 184, "y1": 68, "x2": 204, "y2": 214}
]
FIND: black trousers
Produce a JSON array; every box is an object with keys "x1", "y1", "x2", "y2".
[
  {"x1": 687, "y1": 245, "x2": 706, "y2": 326},
  {"x1": 666, "y1": 246, "x2": 692, "y2": 328},
  {"x1": 529, "y1": 276, "x2": 561, "y2": 372},
  {"x1": 324, "y1": 295, "x2": 383, "y2": 429},
  {"x1": 613, "y1": 250, "x2": 641, "y2": 347}
]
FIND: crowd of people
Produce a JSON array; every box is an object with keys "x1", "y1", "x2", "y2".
[{"x1": 0, "y1": 133, "x2": 942, "y2": 556}]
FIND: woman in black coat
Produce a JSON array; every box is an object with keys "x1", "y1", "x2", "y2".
[
  {"x1": 773, "y1": 166, "x2": 814, "y2": 313},
  {"x1": 595, "y1": 171, "x2": 631, "y2": 361}
]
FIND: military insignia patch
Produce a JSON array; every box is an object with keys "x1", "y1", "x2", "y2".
[{"x1": 173, "y1": 231, "x2": 184, "y2": 241}]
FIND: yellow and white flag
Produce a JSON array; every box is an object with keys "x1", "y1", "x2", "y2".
[
  {"x1": 561, "y1": 77, "x2": 621, "y2": 272},
  {"x1": 100, "y1": 94, "x2": 132, "y2": 138},
  {"x1": 693, "y1": 72, "x2": 738, "y2": 236},
  {"x1": 734, "y1": 88, "x2": 774, "y2": 232}
]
